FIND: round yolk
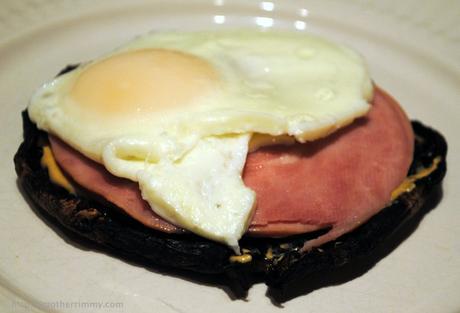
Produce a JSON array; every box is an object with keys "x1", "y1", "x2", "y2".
[{"x1": 70, "y1": 49, "x2": 219, "y2": 116}]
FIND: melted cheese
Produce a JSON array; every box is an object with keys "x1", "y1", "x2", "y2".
[
  {"x1": 265, "y1": 246, "x2": 273, "y2": 260},
  {"x1": 40, "y1": 145, "x2": 75, "y2": 194},
  {"x1": 229, "y1": 254, "x2": 252, "y2": 263},
  {"x1": 391, "y1": 156, "x2": 441, "y2": 200}
]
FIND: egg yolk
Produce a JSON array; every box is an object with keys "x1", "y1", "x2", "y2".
[{"x1": 70, "y1": 49, "x2": 219, "y2": 115}]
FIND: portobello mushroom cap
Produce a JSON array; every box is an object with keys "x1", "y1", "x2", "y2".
[{"x1": 14, "y1": 66, "x2": 447, "y2": 297}]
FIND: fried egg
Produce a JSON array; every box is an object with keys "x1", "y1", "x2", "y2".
[{"x1": 28, "y1": 30, "x2": 373, "y2": 251}]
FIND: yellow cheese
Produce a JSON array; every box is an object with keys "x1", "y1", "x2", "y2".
[
  {"x1": 265, "y1": 246, "x2": 273, "y2": 260},
  {"x1": 391, "y1": 156, "x2": 441, "y2": 200},
  {"x1": 40, "y1": 146, "x2": 75, "y2": 194},
  {"x1": 229, "y1": 254, "x2": 253, "y2": 264}
]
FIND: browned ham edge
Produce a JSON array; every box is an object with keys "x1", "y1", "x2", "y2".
[{"x1": 48, "y1": 87, "x2": 414, "y2": 249}]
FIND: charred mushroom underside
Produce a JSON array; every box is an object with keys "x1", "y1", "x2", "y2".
[{"x1": 14, "y1": 109, "x2": 447, "y2": 299}]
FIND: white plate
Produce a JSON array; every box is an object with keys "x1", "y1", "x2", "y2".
[{"x1": 1, "y1": 1, "x2": 459, "y2": 312}]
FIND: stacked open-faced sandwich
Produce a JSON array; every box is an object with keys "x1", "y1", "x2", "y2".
[{"x1": 14, "y1": 30, "x2": 447, "y2": 297}]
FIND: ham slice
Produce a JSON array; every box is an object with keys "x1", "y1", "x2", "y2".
[
  {"x1": 49, "y1": 88, "x2": 414, "y2": 248},
  {"x1": 244, "y1": 88, "x2": 414, "y2": 249}
]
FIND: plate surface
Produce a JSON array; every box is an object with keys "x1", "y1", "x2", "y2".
[{"x1": 1, "y1": 1, "x2": 459, "y2": 312}]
